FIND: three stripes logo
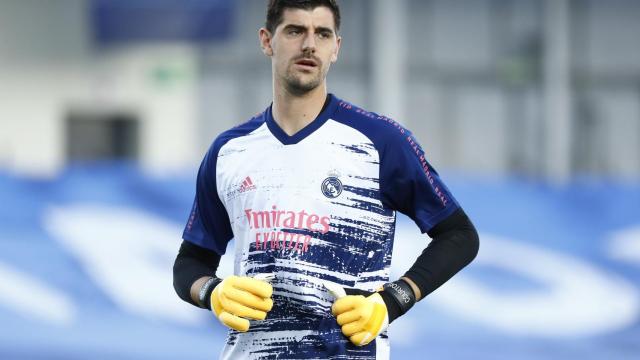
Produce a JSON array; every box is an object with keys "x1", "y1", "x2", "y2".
[
  {"x1": 225, "y1": 176, "x2": 257, "y2": 200},
  {"x1": 238, "y1": 176, "x2": 256, "y2": 193}
]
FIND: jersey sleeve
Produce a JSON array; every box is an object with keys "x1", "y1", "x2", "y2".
[
  {"x1": 182, "y1": 142, "x2": 233, "y2": 255},
  {"x1": 380, "y1": 126, "x2": 459, "y2": 233}
]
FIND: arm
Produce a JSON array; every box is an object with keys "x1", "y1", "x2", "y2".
[
  {"x1": 381, "y1": 207, "x2": 479, "y2": 322},
  {"x1": 173, "y1": 240, "x2": 221, "y2": 308},
  {"x1": 403, "y1": 207, "x2": 479, "y2": 301}
]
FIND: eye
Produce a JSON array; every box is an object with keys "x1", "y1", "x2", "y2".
[
  {"x1": 288, "y1": 29, "x2": 301, "y2": 36},
  {"x1": 318, "y1": 31, "x2": 332, "y2": 40}
]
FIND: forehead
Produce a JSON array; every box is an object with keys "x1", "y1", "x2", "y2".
[{"x1": 277, "y1": 7, "x2": 337, "y2": 32}]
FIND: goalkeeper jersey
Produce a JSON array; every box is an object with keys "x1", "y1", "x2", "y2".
[{"x1": 183, "y1": 94, "x2": 459, "y2": 359}]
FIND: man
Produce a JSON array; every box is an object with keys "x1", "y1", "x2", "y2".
[{"x1": 173, "y1": 0, "x2": 479, "y2": 359}]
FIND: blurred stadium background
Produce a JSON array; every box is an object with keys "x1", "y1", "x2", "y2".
[{"x1": 0, "y1": 0, "x2": 639, "y2": 359}]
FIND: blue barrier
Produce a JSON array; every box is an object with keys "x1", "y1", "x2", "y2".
[{"x1": 0, "y1": 165, "x2": 638, "y2": 359}]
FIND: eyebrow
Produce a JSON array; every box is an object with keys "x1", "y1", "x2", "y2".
[{"x1": 282, "y1": 24, "x2": 335, "y2": 35}]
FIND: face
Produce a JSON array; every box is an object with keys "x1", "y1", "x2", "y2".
[{"x1": 260, "y1": 7, "x2": 341, "y2": 96}]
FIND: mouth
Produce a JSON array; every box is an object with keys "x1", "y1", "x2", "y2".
[{"x1": 294, "y1": 58, "x2": 319, "y2": 70}]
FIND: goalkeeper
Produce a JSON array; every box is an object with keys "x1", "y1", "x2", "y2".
[{"x1": 173, "y1": 0, "x2": 479, "y2": 358}]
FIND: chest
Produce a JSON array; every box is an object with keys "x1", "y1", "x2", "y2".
[{"x1": 216, "y1": 123, "x2": 381, "y2": 221}]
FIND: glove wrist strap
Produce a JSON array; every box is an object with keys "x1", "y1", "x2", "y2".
[
  {"x1": 198, "y1": 277, "x2": 222, "y2": 310},
  {"x1": 381, "y1": 279, "x2": 416, "y2": 321}
]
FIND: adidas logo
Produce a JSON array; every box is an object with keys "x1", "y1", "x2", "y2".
[
  {"x1": 238, "y1": 176, "x2": 256, "y2": 193},
  {"x1": 225, "y1": 176, "x2": 257, "y2": 200}
]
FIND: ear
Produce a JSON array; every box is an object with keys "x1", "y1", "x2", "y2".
[
  {"x1": 259, "y1": 28, "x2": 274, "y2": 57},
  {"x1": 330, "y1": 35, "x2": 342, "y2": 63}
]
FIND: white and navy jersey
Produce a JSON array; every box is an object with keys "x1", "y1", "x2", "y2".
[{"x1": 183, "y1": 94, "x2": 459, "y2": 359}]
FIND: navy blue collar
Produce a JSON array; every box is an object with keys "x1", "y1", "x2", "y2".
[{"x1": 265, "y1": 93, "x2": 339, "y2": 145}]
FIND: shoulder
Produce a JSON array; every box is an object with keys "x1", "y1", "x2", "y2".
[
  {"x1": 331, "y1": 96, "x2": 413, "y2": 151},
  {"x1": 206, "y1": 112, "x2": 266, "y2": 160}
]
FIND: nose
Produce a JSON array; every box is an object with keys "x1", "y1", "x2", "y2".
[{"x1": 301, "y1": 33, "x2": 316, "y2": 53}]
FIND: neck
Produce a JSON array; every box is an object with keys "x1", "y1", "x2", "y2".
[{"x1": 272, "y1": 81, "x2": 328, "y2": 136}]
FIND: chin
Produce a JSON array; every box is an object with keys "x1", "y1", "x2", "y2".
[
  {"x1": 285, "y1": 76, "x2": 322, "y2": 95},
  {"x1": 287, "y1": 83, "x2": 320, "y2": 95}
]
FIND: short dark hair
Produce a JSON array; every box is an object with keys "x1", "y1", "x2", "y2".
[{"x1": 266, "y1": 0, "x2": 341, "y2": 34}]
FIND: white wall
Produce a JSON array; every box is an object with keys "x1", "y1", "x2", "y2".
[{"x1": 0, "y1": 0, "x2": 200, "y2": 177}]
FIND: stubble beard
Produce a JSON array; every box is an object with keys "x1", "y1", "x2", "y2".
[{"x1": 282, "y1": 65, "x2": 325, "y2": 96}]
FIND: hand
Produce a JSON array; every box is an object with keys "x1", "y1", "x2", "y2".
[
  {"x1": 210, "y1": 275, "x2": 274, "y2": 332},
  {"x1": 330, "y1": 288, "x2": 389, "y2": 346}
]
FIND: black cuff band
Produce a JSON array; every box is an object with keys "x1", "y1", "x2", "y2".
[
  {"x1": 198, "y1": 277, "x2": 222, "y2": 310},
  {"x1": 382, "y1": 279, "x2": 416, "y2": 319}
]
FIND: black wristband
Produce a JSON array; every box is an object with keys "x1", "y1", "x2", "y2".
[
  {"x1": 381, "y1": 279, "x2": 416, "y2": 321},
  {"x1": 198, "y1": 277, "x2": 222, "y2": 310}
]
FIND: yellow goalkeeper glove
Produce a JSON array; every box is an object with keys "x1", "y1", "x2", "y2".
[
  {"x1": 209, "y1": 275, "x2": 274, "y2": 332},
  {"x1": 331, "y1": 290, "x2": 389, "y2": 346},
  {"x1": 327, "y1": 279, "x2": 417, "y2": 346}
]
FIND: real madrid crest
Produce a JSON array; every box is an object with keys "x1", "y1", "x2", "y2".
[{"x1": 321, "y1": 170, "x2": 343, "y2": 198}]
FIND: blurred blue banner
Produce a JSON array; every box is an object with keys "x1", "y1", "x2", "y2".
[
  {"x1": 0, "y1": 165, "x2": 639, "y2": 359},
  {"x1": 91, "y1": 0, "x2": 235, "y2": 44}
]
